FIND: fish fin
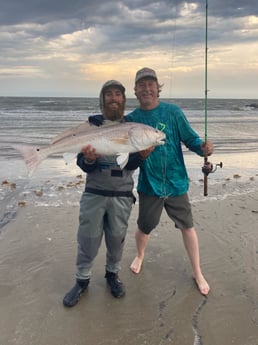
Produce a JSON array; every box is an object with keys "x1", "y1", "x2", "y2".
[
  {"x1": 50, "y1": 122, "x2": 91, "y2": 144},
  {"x1": 51, "y1": 120, "x2": 122, "y2": 145},
  {"x1": 12, "y1": 145, "x2": 46, "y2": 176},
  {"x1": 116, "y1": 153, "x2": 129, "y2": 169},
  {"x1": 63, "y1": 152, "x2": 77, "y2": 165}
]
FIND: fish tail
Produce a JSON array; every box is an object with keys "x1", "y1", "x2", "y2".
[{"x1": 12, "y1": 145, "x2": 47, "y2": 176}]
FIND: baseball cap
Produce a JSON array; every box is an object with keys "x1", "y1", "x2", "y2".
[
  {"x1": 99, "y1": 80, "x2": 126, "y2": 110},
  {"x1": 101, "y1": 80, "x2": 125, "y2": 94},
  {"x1": 135, "y1": 67, "x2": 158, "y2": 83}
]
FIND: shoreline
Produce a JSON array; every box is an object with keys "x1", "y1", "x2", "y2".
[{"x1": 1, "y1": 150, "x2": 258, "y2": 234}]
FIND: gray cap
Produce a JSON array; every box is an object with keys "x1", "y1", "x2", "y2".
[
  {"x1": 99, "y1": 80, "x2": 126, "y2": 110},
  {"x1": 135, "y1": 67, "x2": 158, "y2": 83}
]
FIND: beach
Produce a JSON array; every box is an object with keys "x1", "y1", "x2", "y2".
[
  {"x1": 0, "y1": 180, "x2": 258, "y2": 345},
  {"x1": 1, "y1": 96, "x2": 258, "y2": 344}
]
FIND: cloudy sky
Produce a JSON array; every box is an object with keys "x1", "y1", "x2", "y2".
[{"x1": 1, "y1": 0, "x2": 257, "y2": 98}]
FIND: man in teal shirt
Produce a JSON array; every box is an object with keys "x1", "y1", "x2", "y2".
[{"x1": 126, "y1": 67, "x2": 214, "y2": 295}]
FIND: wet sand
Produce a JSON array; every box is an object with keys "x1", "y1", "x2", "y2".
[{"x1": 0, "y1": 192, "x2": 258, "y2": 345}]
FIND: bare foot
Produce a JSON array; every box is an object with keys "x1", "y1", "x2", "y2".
[
  {"x1": 193, "y1": 274, "x2": 210, "y2": 296},
  {"x1": 130, "y1": 256, "x2": 144, "y2": 274}
]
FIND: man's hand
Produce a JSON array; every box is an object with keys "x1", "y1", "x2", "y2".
[
  {"x1": 139, "y1": 146, "x2": 155, "y2": 159},
  {"x1": 81, "y1": 145, "x2": 99, "y2": 162},
  {"x1": 201, "y1": 141, "x2": 214, "y2": 156}
]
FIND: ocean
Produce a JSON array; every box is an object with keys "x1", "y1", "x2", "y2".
[{"x1": 1, "y1": 96, "x2": 258, "y2": 230}]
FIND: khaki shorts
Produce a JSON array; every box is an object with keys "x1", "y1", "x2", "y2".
[{"x1": 137, "y1": 192, "x2": 193, "y2": 234}]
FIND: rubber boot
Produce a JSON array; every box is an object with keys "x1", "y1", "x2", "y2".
[
  {"x1": 63, "y1": 279, "x2": 90, "y2": 307},
  {"x1": 105, "y1": 271, "x2": 125, "y2": 298}
]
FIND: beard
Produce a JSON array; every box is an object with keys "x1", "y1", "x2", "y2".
[{"x1": 103, "y1": 101, "x2": 125, "y2": 121}]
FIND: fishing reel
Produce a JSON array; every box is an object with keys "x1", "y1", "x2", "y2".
[{"x1": 202, "y1": 161, "x2": 223, "y2": 176}]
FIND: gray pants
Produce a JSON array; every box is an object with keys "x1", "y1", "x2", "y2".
[{"x1": 76, "y1": 192, "x2": 134, "y2": 280}]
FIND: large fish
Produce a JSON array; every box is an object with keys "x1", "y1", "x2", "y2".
[{"x1": 13, "y1": 121, "x2": 165, "y2": 176}]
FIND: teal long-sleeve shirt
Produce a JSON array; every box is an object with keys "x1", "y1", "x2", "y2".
[{"x1": 126, "y1": 102, "x2": 204, "y2": 197}]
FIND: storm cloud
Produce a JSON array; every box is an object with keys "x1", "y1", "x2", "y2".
[{"x1": 1, "y1": 0, "x2": 257, "y2": 97}]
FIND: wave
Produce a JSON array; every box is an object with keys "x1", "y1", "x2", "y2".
[{"x1": 244, "y1": 103, "x2": 258, "y2": 110}]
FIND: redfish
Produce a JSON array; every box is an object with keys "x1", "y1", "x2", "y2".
[{"x1": 13, "y1": 121, "x2": 165, "y2": 176}]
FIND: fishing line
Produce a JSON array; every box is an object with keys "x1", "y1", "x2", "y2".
[{"x1": 168, "y1": 1, "x2": 178, "y2": 98}]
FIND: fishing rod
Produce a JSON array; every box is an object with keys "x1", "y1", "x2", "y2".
[{"x1": 201, "y1": 0, "x2": 222, "y2": 196}]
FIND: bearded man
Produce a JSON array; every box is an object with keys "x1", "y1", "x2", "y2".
[{"x1": 63, "y1": 80, "x2": 145, "y2": 307}]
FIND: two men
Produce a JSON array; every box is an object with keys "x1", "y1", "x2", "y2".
[{"x1": 64, "y1": 68, "x2": 214, "y2": 307}]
